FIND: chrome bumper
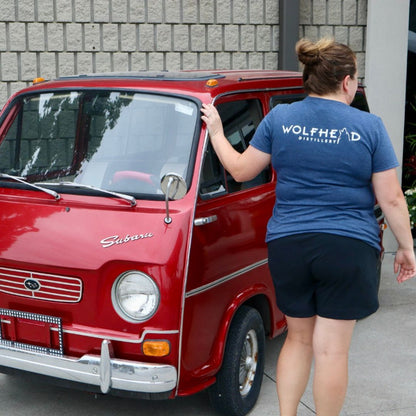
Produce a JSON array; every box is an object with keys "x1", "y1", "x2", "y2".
[{"x1": 0, "y1": 339, "x2": 177, "y2": 394}]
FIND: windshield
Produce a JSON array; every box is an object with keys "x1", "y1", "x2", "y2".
[{"x1": 0, "y1": 90, "x2": 198, "y2": 198}]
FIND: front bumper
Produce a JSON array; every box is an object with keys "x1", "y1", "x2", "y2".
[{"x1": 0, "y1": 339, "x2": 177, "y2": 395}]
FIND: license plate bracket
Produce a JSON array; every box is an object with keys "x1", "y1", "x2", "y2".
[{"x1": 0, "y1": 308, "x2": 63, "y2": 356}]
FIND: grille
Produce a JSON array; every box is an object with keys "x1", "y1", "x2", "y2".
[{"x1": 0, "y1": 267, "x2": 82, "y2": 303}]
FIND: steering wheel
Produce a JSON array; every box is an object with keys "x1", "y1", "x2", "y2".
[{"x1": 111, "y1": 170, "x2": 158, "y2": 193}]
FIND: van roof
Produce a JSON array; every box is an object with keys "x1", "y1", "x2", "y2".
[
  {"x1": 57, "y1": 70, "x2": 302, "y2": 82},
  {"x1": 13, "y1": 70, "x2": 305, "y2": 103}
]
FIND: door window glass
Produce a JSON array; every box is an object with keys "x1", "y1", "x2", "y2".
[{"x1": 200, "y1": 99, "x2": 270, "y2": 198}]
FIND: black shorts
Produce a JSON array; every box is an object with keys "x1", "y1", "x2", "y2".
[{"x1": 267, "y1": 233, "x2": 381, "y2": 320}]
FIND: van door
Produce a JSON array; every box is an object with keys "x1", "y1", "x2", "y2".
[{"x1": 179, "y1": 94, "x2": 283, "y2": 393}]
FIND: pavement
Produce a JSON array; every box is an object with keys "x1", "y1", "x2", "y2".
[{"x1": 0, "y1": 252, "x2": 415, "y2": 415}]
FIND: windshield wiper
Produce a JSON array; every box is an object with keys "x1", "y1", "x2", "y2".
[
  {"x1": 42, "y1": 181, "x2": 137, "y2": 207},
  {"x1": 0, "y1": 173, "x2": 60, "y2": 200}
]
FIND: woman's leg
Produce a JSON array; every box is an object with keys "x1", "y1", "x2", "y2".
[
  {"x1": 312, "y1": 316, "x2": 356, "y2": 416},
  {"x1": 276, "y1": 316, "x2": 316, "y2": 416}
]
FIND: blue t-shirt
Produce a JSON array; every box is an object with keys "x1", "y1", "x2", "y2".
[{"x1": 250, "y1": 96, "x2": 399, "y2": 250}]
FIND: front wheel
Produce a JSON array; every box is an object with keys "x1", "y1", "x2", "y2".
[{"x1": 209, "y1": 306, "x2": 265, "y2": 416}]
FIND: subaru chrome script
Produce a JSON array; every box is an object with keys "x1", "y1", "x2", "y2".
[{"x1": 100, "y1": 233, "x2": 154, "y2": 248}]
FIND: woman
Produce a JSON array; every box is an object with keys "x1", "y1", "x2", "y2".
[{"x1": 201, "y1": 38, "x2": 416, "y2": 416}]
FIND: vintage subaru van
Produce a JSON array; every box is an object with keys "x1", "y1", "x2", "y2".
[{"x1": 0, "y1": 71, "x2": 382, "y2": 416}]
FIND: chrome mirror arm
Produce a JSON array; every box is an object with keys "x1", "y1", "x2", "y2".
[
  {"x1": 160, "y1": 173, "x2": 187, "y2": 224},
  {"x1": 164, "y1": 177, "x2": 174, "y2": 224}
]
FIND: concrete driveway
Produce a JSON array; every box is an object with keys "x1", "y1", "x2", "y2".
[{"x1": 0, "y1": 252, "x2": 415, "y2": 415}]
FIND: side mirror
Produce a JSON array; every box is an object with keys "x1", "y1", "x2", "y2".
[{"x1": 160, "y1": 173, "x2": 187, "y2": 224}]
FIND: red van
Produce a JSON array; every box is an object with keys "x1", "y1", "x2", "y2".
[{"x1": 0, "y1": 71, "x2": 383, "y2": 416}]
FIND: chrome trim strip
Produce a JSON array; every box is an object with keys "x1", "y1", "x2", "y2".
[
  {"x1": 0, "y1": 319, "x2": 179, "y2": 344},
  {"x1": 185, "y1": 259, "x2": 269, "y2": 298},
  {"x1": 0, "y1": 340, "x2": 177, "y2": 394},
  {"x1": 49, "y1": 328, "x2": 179, "y2": 344}
]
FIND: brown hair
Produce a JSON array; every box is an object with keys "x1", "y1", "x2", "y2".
[{"x1": 296, "y1": 38, "x2": 357, "y2": 95}]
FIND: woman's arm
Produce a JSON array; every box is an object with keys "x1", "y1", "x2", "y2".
[
  {"x1": 372, "y1": 168, "x2": 416, "y2": 282},
  {"x1": 201, "y1": 103, "x2": 271, "y2": 182}
]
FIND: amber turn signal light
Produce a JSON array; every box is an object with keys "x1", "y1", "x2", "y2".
[
  {"x1": 143, "y1": 340, "x2": 170, "y2": 357},
  {"x1": 32, "y1": 77, "x2": 45, "y2": 84},
  {"x1": 206, "y1": 79, "x2": 218, "y2": 87}
]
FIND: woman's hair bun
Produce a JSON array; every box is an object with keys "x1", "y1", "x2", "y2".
[{"x1": 296, "y1": 37, "x2": 334, "y2": 66}]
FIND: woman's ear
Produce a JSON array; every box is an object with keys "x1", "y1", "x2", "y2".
[
  {"x1": 342, "y1": 73, "x2": 358, "y2": 104},
  {"x1": 341, "y1": 75, "x2": 351, "y2": 93}
]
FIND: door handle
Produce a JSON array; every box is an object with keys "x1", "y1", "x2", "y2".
[{"x1": 194, "y1": 215, "x2": 218, "y2": 226}]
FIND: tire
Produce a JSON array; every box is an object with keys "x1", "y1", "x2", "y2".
[{"x1": 209, "y1": 306, "x2": 265, "y2": 416}]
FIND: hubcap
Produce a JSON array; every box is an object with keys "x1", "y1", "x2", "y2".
[{"x1": 239, "y1": 329, "x2": 258, "y2": 397}]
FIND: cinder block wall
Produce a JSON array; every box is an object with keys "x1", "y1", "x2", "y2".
[
  {"x1": 300, "y1": 0, "x2": 367, "y2": 81},
  {"x1": 0, "y1": 0, "x2": 366, "y2": 107}
]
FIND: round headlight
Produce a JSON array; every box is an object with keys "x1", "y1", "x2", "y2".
[{"x1": 111, "y1": 271, "x2": 160, "y2": 322}]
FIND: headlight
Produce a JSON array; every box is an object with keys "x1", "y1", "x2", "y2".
[{"x1": 111, "y1": 271, "x2": 160, "y2": 322}]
